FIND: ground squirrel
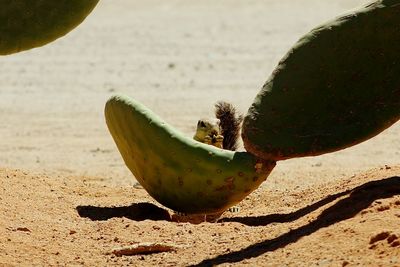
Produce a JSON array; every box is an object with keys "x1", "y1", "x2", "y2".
[{"x1": 193, "y1": 101, "x2": 243, "y2": 151}]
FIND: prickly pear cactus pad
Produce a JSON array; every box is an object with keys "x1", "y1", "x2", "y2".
[
  {"x1": 105, "y1": 95, "x2": 275, "y2": 215},
  {"x1": 242, "y1": 0, "x2": 400, "y2": 161},
  {"x1": 0, "y1": 0, "x2": 99, "y2": 55}
]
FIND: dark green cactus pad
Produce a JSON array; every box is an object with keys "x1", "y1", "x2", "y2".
[
  {"x1": 0, "y1": 0, "x2": 99, "y2": 55},
  {"x1": 242, "y1": 0, "x2": 400, "y2": 161},
  {"x1": 105, "y1": 95, "x2": 275, "y2": 215}
]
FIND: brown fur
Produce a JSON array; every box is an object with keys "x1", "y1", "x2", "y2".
[{"x1": 215, "y1": 101, "x2": 243, "y2": 151}]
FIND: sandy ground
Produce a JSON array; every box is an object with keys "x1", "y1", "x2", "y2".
[
  {"x1": 0, "y1": 0, "x2": 399, "y2": 266},
  {"x1": 1, "y1": 165, "x2": 399, "y2": 266}
]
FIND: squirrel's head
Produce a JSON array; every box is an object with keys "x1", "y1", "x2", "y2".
[{"x1": 194, "y1": 119, "x2": 220, "y2": 141}]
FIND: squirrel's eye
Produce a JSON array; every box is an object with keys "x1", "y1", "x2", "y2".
[{"x1": 199, "y1": 121, "x2": 206, "y2": 128}]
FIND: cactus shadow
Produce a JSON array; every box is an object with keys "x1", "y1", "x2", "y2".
[
  {"x1": 220, "y1": 187, "x2": 352, "y2": 226},
  {"x1": 76, "y1": 202, "x2": 171, "y2": 222},
  {"x1": 192, "y1": 176, "x2": 400, "y2": 266}
]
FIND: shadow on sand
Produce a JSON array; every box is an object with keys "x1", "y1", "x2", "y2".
[
  {"x1": 191, "y1": 176, "x2": 400, "y2": 266},
  {"x1": 75, "y1": 176, "x2": 400, "y2": 266},
  {"x1": 76, "y1": 202, "x2": 171, "y2": 222}
]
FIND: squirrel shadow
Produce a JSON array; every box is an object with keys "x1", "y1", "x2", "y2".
[
  {"x1": 76, "y1": 202, "x2": 171, "y2": 222},
  {"x1": 191, "y1": 176, "x2": 400, "y2": 267}
]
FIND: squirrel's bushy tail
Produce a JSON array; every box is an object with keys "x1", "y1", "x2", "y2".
[{"x1": 215, "y1": 101, "x2": 243, "y2": 151}]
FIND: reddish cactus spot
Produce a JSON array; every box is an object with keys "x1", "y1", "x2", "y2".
[
  {"x1": 225, "y1": 177, "x2": 234, "y2": 183},
  {"x1": 220, "y1": 195, "x2": 228, "y2": 201},
  {"x1": 215, "y1": 177, "x2": 235, "y2": 191},
  {"x1": 178, "y1": 176, "x2": 184, "y2": 187},
  {"x1": 255, "y1": 163, "x2": 263, "y2": 173},
  {"x1": 238, "y1": 172, "x2": 244, "y2": 177},
  {"x1": 215, "y1": 186, "x2": 224, "y2": 192}
]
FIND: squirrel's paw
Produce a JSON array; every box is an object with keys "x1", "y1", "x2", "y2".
[
  {"x1": 214, "y1": 135, "x2": 224, "y2": 149},
  {"x1": 204, "y1": 136, "x2": 213, "y2": 145}
]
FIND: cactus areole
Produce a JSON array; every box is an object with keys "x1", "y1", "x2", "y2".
[
  {"x1": 242, "y1": 0, "x2": 400, "y2": 161},
  {"x1": 0, "y1": 0, "x2": 99, "y2": 55},
  {"x1": 105, "y1": 95, "x2": 275, "y2": 215}
]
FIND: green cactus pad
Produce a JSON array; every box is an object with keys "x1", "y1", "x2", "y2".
[
  {"x1": 242, "y1": 0, "x2": 400, "y2": 161},
  {"x1": 0, "y1": 0, "x2": 99, "y2": 55},
  {"x1": 105, "y1": 95, "x2": 275, "y2": 215}
]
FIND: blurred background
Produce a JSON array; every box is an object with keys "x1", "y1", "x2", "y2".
[{"x1": 1, "y1": 0, "x2": 398, "y2": 188}]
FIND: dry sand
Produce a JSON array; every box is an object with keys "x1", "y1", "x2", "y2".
[{"x1": 0, "y1": 0, "x2": 399, "y2": 266}]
